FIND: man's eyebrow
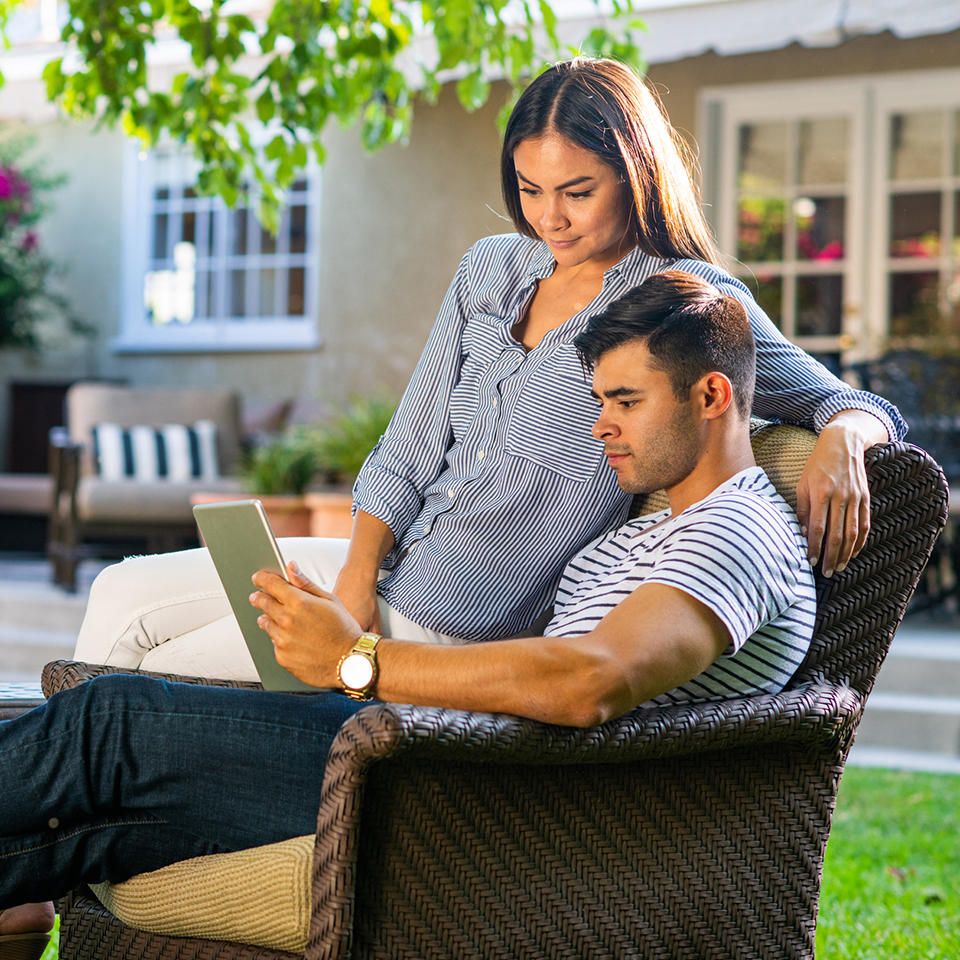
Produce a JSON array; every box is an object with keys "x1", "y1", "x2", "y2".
[
  {"x1": 589, "y1": 386, "x2": 642, "y2": 400},
  {"x1": 516, "y1": 170, "x2": 596, "y2": 191}
]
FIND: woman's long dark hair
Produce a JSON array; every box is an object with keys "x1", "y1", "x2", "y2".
[{"x1": 501, "y1": 58, "x2": 720, "y2": 265}]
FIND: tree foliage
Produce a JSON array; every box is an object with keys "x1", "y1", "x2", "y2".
[{"x1": 0, "y1": 0, "x2": 644, "y2": 225}]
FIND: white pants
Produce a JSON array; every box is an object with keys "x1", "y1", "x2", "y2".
[{"x1": 74, "y1": 538, "x2": 460, "y2": 681}]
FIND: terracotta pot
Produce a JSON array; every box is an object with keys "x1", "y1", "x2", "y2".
[
  {"x1": 190, "y1": 491, "x2": 312, "y2": 538},
  {"x1": 305, "y1": 490, "x2": 354, "y2": 539}
]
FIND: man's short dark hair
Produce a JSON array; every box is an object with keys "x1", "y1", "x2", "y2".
[{"x1": 574, "y1": 271, "x2": 756, "y2": 417}]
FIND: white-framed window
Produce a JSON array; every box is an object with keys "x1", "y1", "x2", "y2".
[
  {"x1": 870, "y1": 76, "x2": 960, "y2": 351},
  {"x1": 115, "y1": 143, "x2": 321, "y2": 352},
  {"x1": 700, "y1": 68, "x2": 960, "y2": 367}
]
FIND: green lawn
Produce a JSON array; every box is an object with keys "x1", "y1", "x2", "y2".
[
  {"x1": 817, "y1": 766, "x2": 960, "y2": 959},
  {"x1": 37, "y1": 767, "x2": 960, "y2": 959}
]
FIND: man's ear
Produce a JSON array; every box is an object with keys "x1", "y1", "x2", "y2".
[{"x1": 696, "y1": 372, "x2": 734, "y2": 420}]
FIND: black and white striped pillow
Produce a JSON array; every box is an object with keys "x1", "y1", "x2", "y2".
[{"x1": 92, "y1": 421, "x2": 220, "y2": 481}]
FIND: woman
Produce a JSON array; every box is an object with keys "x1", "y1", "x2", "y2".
[{"x1": 74, "y1": 57, "x2": 903, "y2": 677}]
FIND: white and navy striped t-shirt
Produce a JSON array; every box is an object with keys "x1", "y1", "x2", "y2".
[
  {"x1": 545, "y1": 468, "x2": 816, "y2": 706},
  {"x1": 355, "y1": 233, "x2": 899, "y2": 641}
]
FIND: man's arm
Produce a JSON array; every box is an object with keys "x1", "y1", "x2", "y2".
[{"x1": 251, "y1": 566, "x2": 730, "y2": 728}]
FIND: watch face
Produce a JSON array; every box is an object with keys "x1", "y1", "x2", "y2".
[{"x1": 341, "y1": 653, "x2": 374, "y2": 690}]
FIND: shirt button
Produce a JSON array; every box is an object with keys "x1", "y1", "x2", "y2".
[
  {"x1": 491, "y1": 398, "x2": 498, "y2": 407},
  {"x1": 448, "y1": 489, "x2": 456, "y2": 498},
  {"x1": 48, "y1": 817, "x2": 60, "y2": 829},
  {"x1": 476, "y1": 450, "x2": 485, "y2": 460}
]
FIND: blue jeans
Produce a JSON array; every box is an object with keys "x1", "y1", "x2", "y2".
[{"x1": 0, "y1": 673, "x2": 366, "y2": 905}]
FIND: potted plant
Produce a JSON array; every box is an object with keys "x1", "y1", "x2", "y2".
[
  {"x1": 191, "y1": 428, "x2": 319, "y2": 537},
  {"x1": 305, "y1": 397, "x2": 396, "y2": 538}
]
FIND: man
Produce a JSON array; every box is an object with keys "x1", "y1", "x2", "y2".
[{"x1": 0, "y1": 271, "x2": 814, "y2": 954}]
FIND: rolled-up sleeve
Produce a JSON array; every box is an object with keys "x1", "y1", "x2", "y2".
[
  {"x1": 352, "y1": 248, "x2": 474, "y2": 540},
  {"x1": 674, "y1": 262, "x2": 908, "y2": 441}
]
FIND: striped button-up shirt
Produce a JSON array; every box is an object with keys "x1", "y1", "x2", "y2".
[{"x1": 353, "y1": 233, "x2": 905, "y2": 641}]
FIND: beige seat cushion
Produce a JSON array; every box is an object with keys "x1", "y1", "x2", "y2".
[
  {"x1": 77, "y1": 476, "x2": 245, "y2": 523},
  {"x1": 90, "y1": 835, "x2": 314, "y2": 953},
  {"x1": 88, "y1": 423, "x2": 819, "y2": 951}
]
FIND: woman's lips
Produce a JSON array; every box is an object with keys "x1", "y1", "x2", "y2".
[{"x1": 548, "y1": 237, "x2": 579, "y2": 249}]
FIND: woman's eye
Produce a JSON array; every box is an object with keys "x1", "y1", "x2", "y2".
[
  {"x1": 567, "y1": 191, "x2": 592, "y2": 200},
  {"x1": 519, "y1": 187, "x2": 539, "y2": 197}
]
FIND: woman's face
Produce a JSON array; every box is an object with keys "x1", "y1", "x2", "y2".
[{"x1": 513, "y1": 133, "x2": 633, "y2": 272}]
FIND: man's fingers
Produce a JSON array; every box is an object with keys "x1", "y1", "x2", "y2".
[{"x1": 286, "y1": 561, "x2": 336, "y2": 600}]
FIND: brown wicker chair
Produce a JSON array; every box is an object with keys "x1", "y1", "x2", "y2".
[{"x1": 41, "y1": 440, "x2": 948, "y2": 960}]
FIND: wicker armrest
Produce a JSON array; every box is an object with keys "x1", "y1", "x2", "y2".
[{"x1": 41, "y1": 659, "x2": 264, "y2": 697}]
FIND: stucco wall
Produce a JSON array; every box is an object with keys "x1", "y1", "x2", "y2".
[{"x1": 1, "y1": 27, "x2": 958, "y2": 470}]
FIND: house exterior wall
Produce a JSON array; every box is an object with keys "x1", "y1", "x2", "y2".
[{"x1": 1, "y1": 27, "x2": 958, "y2": 470}]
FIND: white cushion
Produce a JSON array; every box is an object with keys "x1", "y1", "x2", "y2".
[{"x1": 92, "y1": 422, "x2": 220, "y2": 482}]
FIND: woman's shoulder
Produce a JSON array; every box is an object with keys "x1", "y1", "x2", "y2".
[
  {"x1": 665, "y1": 257, "x2": 755, "y2": 302},
  {"x1": 462, "y1": 232, "x2": 545, "y2": 272}
]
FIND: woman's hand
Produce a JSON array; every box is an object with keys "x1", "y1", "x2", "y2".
[
  {"x1": 332, "y1": 566, "x2": 383, "y2": 633},
  {"x1": 251, "y1": 562, "x2": 361, "y2": 687},
  {"x1": 795, "y1": 410, "x2": 888, "y2": 577}
]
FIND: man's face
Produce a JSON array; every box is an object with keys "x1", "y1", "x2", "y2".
[{"x1": 590, "y1": 340, "x2": 702, "y2": 495}]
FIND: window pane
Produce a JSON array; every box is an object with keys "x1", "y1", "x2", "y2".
[
  {"x1": 889, "y1": 272, "x2": 940, "y2": 337},
  {"x1": 260, "y1": 223, "x2": 276, "y2": 255},
  {"x1": 738, "y1": 122, "x2": 788, "y2": 190},
  {"x1": 231, "y1": 209, "x2": 248, "y2": 256},
  {"x1": 889, "y1": 192, "x2": 941, "y2": 257},
  {"x1": 229, "y1": 270, "x2": 246, "y2": 317},
  {"x1": 154, "y1": 186, "x2": 170, "y2": 201},
  {"x1": 181, "y1": 211, "x2": 196, "y2": 246},
  {"x1": 205, "y1": 211, "x2": 217, "y2": 258},
  {"x1": 259, "y1": 269, "x2": 276, "y2": 316},
  {"x1": 737, "y1": 196, "x2": 785, "y2": 261},
  {"x1": 795, "y1": 196, "x2": 845, "y2": 261},
  {"x1": 287, "y1": 267, "x2": 305, "y2": 315},
  {"x1": 798, "y1": 118, "x2": 848, "y2": 185},
  {"x1": 184, "y1": 186, "x2": 197, "y2": 199},
  {"x1": 796, "y1": 275, "x2": 843, "y2": 336},
  {"x1": 152, "y1": 213, "x2": 169, "y2": 260},
  {"x1": 289, "y1": 205, "x2": 307, "y2": 254},
  {"x1": 890, "y1": 111, "x2": 943, "y2": 180},
  {"x1": 752, "y1": 275, "x2": 783, "y2": 329}
]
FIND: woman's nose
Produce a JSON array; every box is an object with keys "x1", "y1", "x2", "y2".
[{"x1": 539, "y1": 196, "x2": 568, "y2": 231}]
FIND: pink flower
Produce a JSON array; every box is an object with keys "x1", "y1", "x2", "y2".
[
  {"x1": 0, "y1": 169, "x2": 11, "y2": 200},
  {"x1": 21, "y1": 231, "x2": 38, "y2": 252}
]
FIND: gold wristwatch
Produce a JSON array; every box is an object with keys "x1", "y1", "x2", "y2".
[{"x1": 336, "y1": 632, "x2": 381, "y2": 701}]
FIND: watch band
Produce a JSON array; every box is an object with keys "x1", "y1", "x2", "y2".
[{"x1": 336, "y1": 632, "x2": 381, "y2": 700}]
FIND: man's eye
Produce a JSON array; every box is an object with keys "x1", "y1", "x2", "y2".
[{"x1": 619, "y1": 400, "x2": 637, "y2": 409}]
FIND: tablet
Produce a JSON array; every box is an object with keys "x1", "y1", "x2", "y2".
[{"x1": 193, "y1": 499, "x2": 322, "y2": 692}]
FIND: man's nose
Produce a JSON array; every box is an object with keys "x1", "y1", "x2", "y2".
[{"x1": 591, "y1": 410, "x2": 618, "y2": 440}]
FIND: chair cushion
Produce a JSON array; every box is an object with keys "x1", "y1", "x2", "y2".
[
  {"x1": 90, "y1": 834, "x2": 313, "y2": 953},
  {"x1": 92, "y1": 422, "x2": 220, "y2": 482},
  {"x1": 77, "y1": 476, "x2": 244, "y2": 523}
]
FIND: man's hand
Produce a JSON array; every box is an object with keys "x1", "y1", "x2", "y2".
[{"x1": 250, "y1": 562, "x2": 361, "y2": 687}]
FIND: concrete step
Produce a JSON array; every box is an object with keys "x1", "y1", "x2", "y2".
[
  {"x1": 856, "y1": 692, "x2": 960, "y2": 756},
  {"x1": 0, "y1": 624, "x2": 76, "y2": 677}
]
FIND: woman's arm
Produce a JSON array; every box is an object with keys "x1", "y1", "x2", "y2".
[
  {"x1": 333, "y1": 245, "x2": 476, "y2": 626},
  {"x1": 699, "y1": 269, "x2": 905, "y2": 573}
]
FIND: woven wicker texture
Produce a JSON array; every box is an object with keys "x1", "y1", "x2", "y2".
[{"x1": 42, "y1": 439, "x2": 948, "y2": 960}]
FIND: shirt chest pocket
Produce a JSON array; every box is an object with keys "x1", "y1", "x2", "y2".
[
  {"x1": 450, "y1": 315, "x2": 508, "y2": 442},
  {"x1": 504, "y1": 345, "x2": 604, "y2": 482}
]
